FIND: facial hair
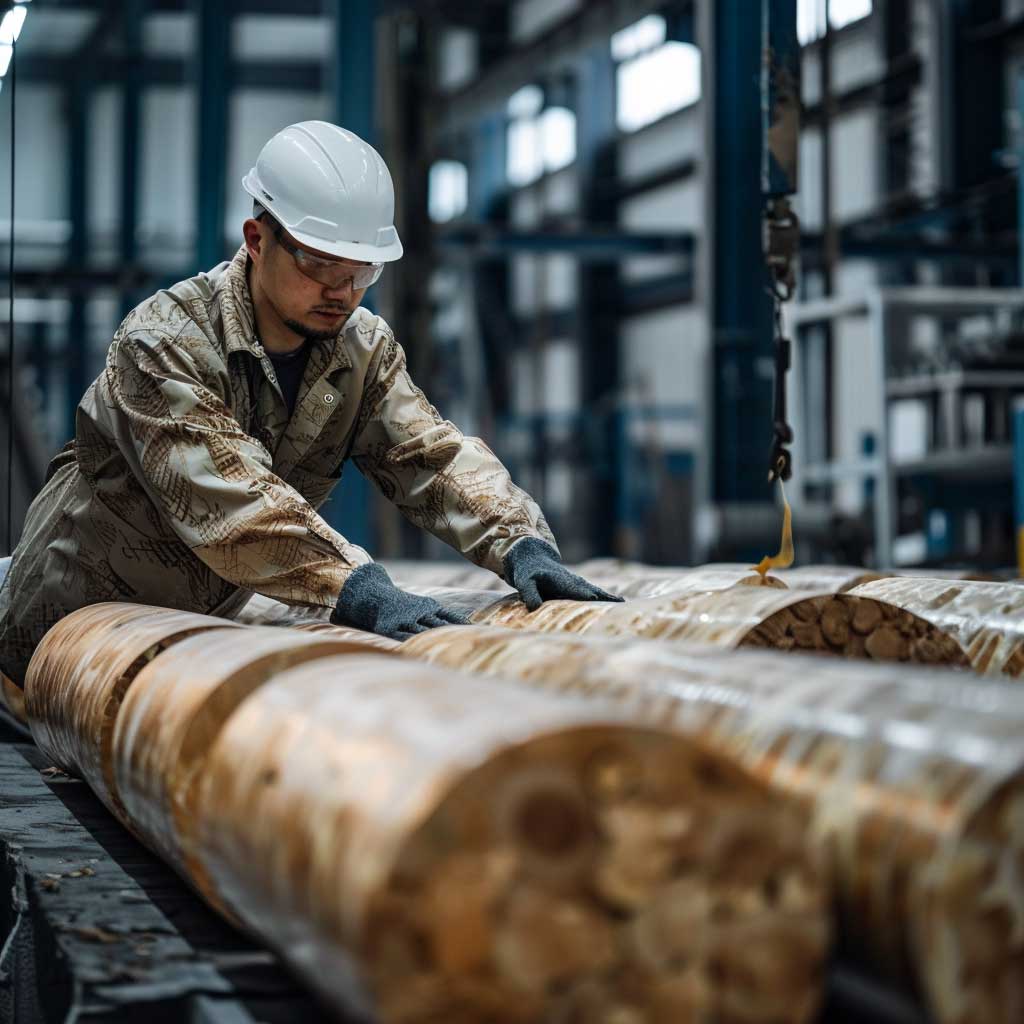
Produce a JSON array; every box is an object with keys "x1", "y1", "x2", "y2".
[{"x1": 283, "y1": 314, "x2": 349, "y2": 344}]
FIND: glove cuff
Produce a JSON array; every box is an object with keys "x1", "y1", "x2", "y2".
[
  {"x1": 502, "y1": 536, "x2": 561, "y2": 581},
  {"x1": 331, "y1": 562, "x2": 392, "y2": 627}
]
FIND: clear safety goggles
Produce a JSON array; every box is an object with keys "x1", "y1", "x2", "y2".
[{"x1": 273, "y1": 224, "x2": 384, "y2": 291}]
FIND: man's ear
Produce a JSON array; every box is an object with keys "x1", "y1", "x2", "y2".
[{"x1": 242, "y1": 218, "x2": 265, "y2": 262}]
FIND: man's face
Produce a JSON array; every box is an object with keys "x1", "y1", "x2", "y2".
[{"x1": 245, "y1": 217, "x2": 371, "y2": 342}]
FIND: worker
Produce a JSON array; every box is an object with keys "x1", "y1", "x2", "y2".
[{"x1": 0, "y1": 121, "x2": 618, "y2": 689}]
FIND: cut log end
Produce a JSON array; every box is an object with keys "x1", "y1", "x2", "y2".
[
  {"x1": 366, "y1": 729, "x2": 828, "y2": 1024},
  {"x1": 740, "y1": 596, "x2": 969, "y2": 667}
]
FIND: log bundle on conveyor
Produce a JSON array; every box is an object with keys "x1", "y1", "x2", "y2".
[
  {"x1": 20, "y1": 603, "x2": 830, "y2": 1024},
  {"x1": 413, "y1": 585, "x2": 969, "y2": 666},
  {"x1": 402, "y1": 624, "x2": 1024, "y2": 1024},
  {"x1": 24, "y1": 602, "x2": 246, "y2": 820},
  {"x1": 848, "y1": 577, "x2": 1024, "y2": 677}
]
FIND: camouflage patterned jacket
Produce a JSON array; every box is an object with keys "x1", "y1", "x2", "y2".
[{"x1": 0, "y1": 246, "x2": 555, "y2": 686}]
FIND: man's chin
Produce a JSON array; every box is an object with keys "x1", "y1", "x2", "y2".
[{"x1": 283, "y1": 314, "x2": 348, "y2": 343}]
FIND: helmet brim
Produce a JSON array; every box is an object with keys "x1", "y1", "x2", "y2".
[
  {"x1": 286, "y1": 225, "x2": 404, "y2": 265},
  {"x1": 242, "y1": 172, "x2": 403, "y2": 264}
]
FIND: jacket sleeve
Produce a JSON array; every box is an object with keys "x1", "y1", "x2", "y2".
[
  {"x1": 102, "y1": 325, "x2": 370, "y2": 606},
  {"x1": 349, "y1": 328, "x2": 557, "y2": 576}
]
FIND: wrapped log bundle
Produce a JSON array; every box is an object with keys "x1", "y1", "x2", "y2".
[
  {"x1": 849, "y1": 577, "x2": 1024, "y2": 677},
  {"x1": 23, "y1": 603, "x2": 242, "y2": 819},
  {"x1": 234, "y1": 593, "x2": 402, "y2": 646},
  {"x1": 438, "y1": 587, "x2": 969, "y2": 667},
  {"x1": 588, "y1": 568, "x2": 788, "y2": 600},
  {"x1": 576, "y1": 561, "x2": 888, "y2": 595},
  {"x1": 382, "y1": 559, "x2": 513, "y2": 593},
  {"x1": 112, "y1": 626, "x2": 396, "y2": 894},
  {"x1": 401, "y1": 625, "x2": 1024, "y2": 1024},
  {"x1": 195, "y1": 655, "x2": 829, "y2": 1024}
]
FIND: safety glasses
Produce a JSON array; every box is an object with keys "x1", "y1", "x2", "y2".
[{"x1": 273, "y1": 225, "x2": 384, "y2": 290}]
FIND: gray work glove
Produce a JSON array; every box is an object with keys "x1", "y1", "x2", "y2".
[
  {"x1": 503, "y1": 538, "x2": 624, "y2": 612},
  {"x1": 331, "y1": 563, "x2": 471, "y2": 641}
]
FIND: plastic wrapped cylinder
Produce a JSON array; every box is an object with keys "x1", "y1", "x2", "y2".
[
  {"x1": 23, "y1": 603, "x2": 242, "y2": 819},
  {"x1": 402, "y1": 625, "x2": 1024, "y2": 1024},
  {"x1": 381, "y1": 560, "x2": 513, "y2": 593},
  {"x1": 848, "y1": 577, "x2": 1024, "y2": 677},
  {"x1": 194, "y1": 655, "x2": 829, "y2": 1024},
  {"x1": 470, "y1": 588, "x2": 969, "y2": 667},
  {"x1": 232, "y1": 594, "x2": 400, "y2": 647},
  {"x1": 590, "y1": 569, "x2": 788, "y2": 600},
  {"x1": 112, "y1": 626, "x2": 397, "y2": 895}
]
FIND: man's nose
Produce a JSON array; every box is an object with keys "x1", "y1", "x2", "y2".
[{"x1": 322, "y1": 277, "x2": 354, "y2": 302}]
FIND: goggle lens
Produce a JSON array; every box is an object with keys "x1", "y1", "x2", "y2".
[
  {"x1": 294, "y1": 250, "x2": 384, "y2": 289},
  {"x1": 274, "y1": 225, "x2": 384, "y2": 289}
]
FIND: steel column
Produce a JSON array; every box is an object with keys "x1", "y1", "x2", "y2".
[
  {"x1": 326, "y1": 0, "x2": 377, "y2": 550},
  {"x1": 946, "y1": 0, "x2": 1002, "y2": 192},
  {"x1": 194, "y1": 1, "x2": 231, "y2": 269},
  {"x1": 66, "y1": 83, "x2": 89, "y2": 442},
  {"x1": 575, "y1": 41, "x2": 619, "y2": 555},
  {"x1": 121, "y1": 0, "x2": 144, "y2": 315},
  {"x1": 704, "y1": 0, "x2": 775, "y2": 506}
]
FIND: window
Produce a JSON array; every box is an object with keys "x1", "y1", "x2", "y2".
[
  {"x1": 428, "y1": 160, "x2": 468, "y2": 223},
  {"x1": 798, "y1": 0, "x2": 872, "y2": 46},
  {"x1": 506, "y1": 85, "x2": 577, "y2": 186},
  {"x1": 612, "y1": 15, "x2": 701, "y2": 133}
]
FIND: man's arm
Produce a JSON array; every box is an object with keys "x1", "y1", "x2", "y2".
[
  {"x1": 103, "y1": 325, "x2": 370, "y2": 607},
  {"x1": 349, "y1": 329, "x2": 557, "y2": 576}
]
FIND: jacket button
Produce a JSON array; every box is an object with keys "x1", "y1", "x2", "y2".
[
  {"x1": 324, "y1": 393, "x2": 335, "y2": 404},
  {"x1": 268, "y1": 373, "x2": 277, "y2": 383}
]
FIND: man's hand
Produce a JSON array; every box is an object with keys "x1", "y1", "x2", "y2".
[
  {"x1": 331, "y1": 563, "x2": 470, "y2": 640},
  {"x1": 503, "y1": 538, "x2": 624, "y2": 612}
]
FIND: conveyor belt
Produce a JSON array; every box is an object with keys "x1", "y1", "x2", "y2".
[{"x1": 0, "y1": 720, "x2": 335, "y2": 1024}]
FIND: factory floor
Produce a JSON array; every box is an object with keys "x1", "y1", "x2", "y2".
[{"x1": 0, "y1": 708, "x2": 933, "y2": 1024}]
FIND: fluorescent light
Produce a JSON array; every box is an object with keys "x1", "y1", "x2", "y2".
[
  {"x1": 0, "y1": 6, "x2": 27, "y2": 45},
  {"x1": 0, "y1": 44, "x2": 12, "y2": 77}
]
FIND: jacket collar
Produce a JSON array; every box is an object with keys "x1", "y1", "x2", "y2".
[{"x1": 215, "y1": 244, "x2": 354, "y2": 373}]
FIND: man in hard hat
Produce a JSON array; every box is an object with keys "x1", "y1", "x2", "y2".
[{"x1": 0, "y1": 121, "x2": 617, "y2": 689}]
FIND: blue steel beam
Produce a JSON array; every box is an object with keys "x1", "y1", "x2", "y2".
[
  {"x1": 194, "y1": 1, "x2": 231, "y2": 270},
  {"x1": 120, "y1": 0, "x2": 143, "y2": 316},
  {"x1": 708, "y1": 0, "x2": 775, "y2": 505},
  {"x1": 575, "y1": 40, "x2": 622, "y2": 555},
  {"x1": 66, "y1": 82, "x2": 89, "y2": 443},
  {"x1": 946, "y1": 0, "x2": 1002, "y2": 192},
  {"x1": 17, "y1": 55, "x2": 322, "y2": 90},
  {"x1": 326, "y1": 0, "x2": 377, "y2": 551}
]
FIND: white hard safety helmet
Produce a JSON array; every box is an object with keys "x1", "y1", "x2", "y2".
[{"x1": 242, "y1": 120, "x2": 403, "y2": 263}]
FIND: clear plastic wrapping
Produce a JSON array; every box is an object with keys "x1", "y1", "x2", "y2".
[
  {"x1": 23, "y1": 602, "x2": 241, "y2": 818},
  {"x1": 402, "y1": 626, "x2": 1024, "y2": 1023},
  {"x1": 850, "y1": 577, "x2": 1024, "y2": 677},
  {"x1": 194, "y1": 655, "x2": 828, "y2": 1023}
]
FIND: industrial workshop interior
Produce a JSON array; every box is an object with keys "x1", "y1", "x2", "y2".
[{"x1": 3, "y1": 0, "x2": 1024, "y2": 1021}]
